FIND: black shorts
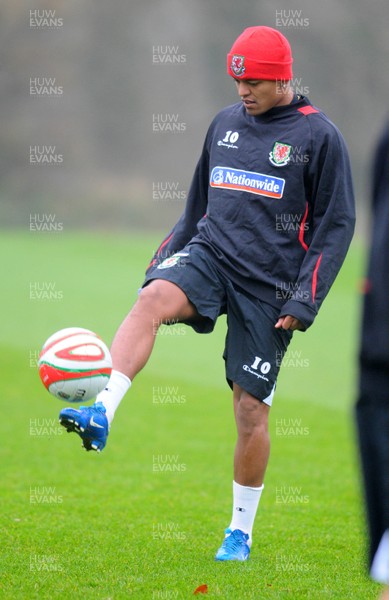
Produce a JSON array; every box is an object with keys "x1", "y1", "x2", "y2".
[{"x1": 144, "y1": 243, "x2": 292, "y2": 404}]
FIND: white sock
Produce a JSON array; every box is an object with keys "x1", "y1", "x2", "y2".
[
  {"x1": 95, "y1": 369, "x2": 131, "y2": 426},
  {"x1": 228, "y1": 480, "x2": 264, "y2": 545}
]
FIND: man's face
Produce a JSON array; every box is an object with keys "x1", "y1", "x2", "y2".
[{"x1": 234, "y1": 79, "x2": 292, "y2": 116}]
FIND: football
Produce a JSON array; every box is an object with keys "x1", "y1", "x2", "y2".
[{"x1": 38, "y1": 327, "x2": 112, "y2": 402}]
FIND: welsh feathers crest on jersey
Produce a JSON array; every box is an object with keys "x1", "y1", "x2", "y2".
[
  {"x1": 269, "y1": 141, "x2": 292, "y2": 167},
  {"x1": 230, "y1": 55, "x2": 246, "y2": 77}
]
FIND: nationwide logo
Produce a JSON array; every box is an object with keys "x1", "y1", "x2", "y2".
[{"x1": 210, "y1": 166, "x2": 285, "y2": 199}]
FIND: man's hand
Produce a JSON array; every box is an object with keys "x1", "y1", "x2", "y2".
[{"x1": 275, "y1": 316, "x2": 305, "y2": 331}]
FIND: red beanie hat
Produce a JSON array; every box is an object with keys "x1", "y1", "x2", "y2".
[{"x1": 227, "y1": 26, "x2": 293, "y2": 81}]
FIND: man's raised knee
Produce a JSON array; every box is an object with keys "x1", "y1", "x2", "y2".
[{"x1": 138, "y1": 279, "x2": 196, "y2": 323}]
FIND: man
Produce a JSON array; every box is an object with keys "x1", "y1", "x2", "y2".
[
  {"x1": 59, "y1": 26, "x2": 355, "y2": 561},
  {"x1": 356, "y1": 121, "x2": 389, "y2": 598}
]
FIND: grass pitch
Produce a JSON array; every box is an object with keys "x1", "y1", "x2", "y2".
[{"x1": 0, "y1": 231, "x2": 381, "y2": 599}]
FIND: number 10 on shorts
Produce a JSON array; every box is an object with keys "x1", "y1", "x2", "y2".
[{"x1": 250, "y1": 356, "x2": 271, "y2": 374}]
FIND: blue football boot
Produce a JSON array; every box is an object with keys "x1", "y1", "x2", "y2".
[
  {"x1": 59, "y1": 402, "x2": 109, "y2": 452},
  {"x1": 215, "y1": 528, "x2": 250, "y2": 561}
]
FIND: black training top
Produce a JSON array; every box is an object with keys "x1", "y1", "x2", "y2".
[{"x1": 146, "y1": 96, "x2": 356, "y2": 330}]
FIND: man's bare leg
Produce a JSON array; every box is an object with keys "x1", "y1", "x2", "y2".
[
  {"x1": 218, "y1": 384, "x2": 269, "y2": 554},
  {"x1": 94, "y1": 278, "x2": 198, "y2": 423},
  {"x1": 233, "y1": 384, "x2": 270, "y2": 487},
  {"x1": 111, "y1": 279, "x2": 197, "y2": 380}
]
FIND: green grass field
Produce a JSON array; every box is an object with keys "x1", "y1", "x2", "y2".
[{"x1": 1, "y1": 231, "x2": 381, "y2": 599}]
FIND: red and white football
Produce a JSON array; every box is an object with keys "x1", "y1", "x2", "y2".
[{"x1": 38, "y1": 327, "x2": 112, "y2": 402}]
